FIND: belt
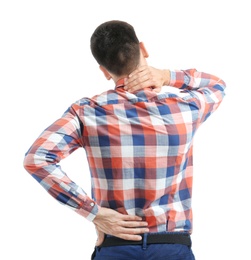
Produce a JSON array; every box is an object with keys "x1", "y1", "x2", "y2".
[{"x1": 99, "y1": 233, "x2": 191, "y2": 248}]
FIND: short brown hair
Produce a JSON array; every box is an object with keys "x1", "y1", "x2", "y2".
[{"x1": 90, "y1": 20, "x2": 140, "y2": 76}]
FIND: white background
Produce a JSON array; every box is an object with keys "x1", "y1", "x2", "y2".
[{"x1": 1, "y1": 1, "x2": 250, "y2": 259}]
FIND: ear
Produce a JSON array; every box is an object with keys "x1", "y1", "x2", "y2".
[
  {"x1": 99, "y1": 66, "x2": 112, "y2": 80},
  {"x1": 139, "y1": 42, "x2": 149, "y2": 58}
]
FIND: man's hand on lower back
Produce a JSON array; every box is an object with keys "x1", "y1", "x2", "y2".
[{"x1": 93, "y1": 207, "x2": 149, "y2": 246}]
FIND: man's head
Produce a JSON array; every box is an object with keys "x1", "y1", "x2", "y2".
[{"x1": 90, "y1": 20, "x2": 148, "y2": 80}]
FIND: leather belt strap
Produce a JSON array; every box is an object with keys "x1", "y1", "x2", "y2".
[{"x1": 99, "y1": 233, "x2": 191, "y2": 248}]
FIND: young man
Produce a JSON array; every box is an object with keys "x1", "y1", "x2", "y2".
[{"x1": 23, "y1": 20, "x2": 226, "y2": 259}]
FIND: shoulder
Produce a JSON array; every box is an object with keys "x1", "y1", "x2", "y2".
[{"x1": 71, "y1": 88, "x2": 121, "y2": 108}]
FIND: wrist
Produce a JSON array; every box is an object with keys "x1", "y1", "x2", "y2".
[{"x1": 162, "y1": 69, "x2": 170, "y2": 86}]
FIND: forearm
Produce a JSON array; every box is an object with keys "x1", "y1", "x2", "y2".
[
  {"x1": 169, "y1": 68, "x2": 226, "y2": 91},
  {"x1": 162, "y1": 69, "x2": 171, "y2": 86}
]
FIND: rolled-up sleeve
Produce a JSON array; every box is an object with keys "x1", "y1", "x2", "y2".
[{"x1": 169, "y1": 68, "x2": 226, "y2": 124}]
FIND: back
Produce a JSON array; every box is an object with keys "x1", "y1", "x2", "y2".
[{"x1": 23, "y1": 68, "x2": 226, "y2": 234}]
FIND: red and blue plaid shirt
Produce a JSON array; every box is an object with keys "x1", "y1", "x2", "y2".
[{"x1": 24, "y1": 68, "x2": 226, "y2": 233}]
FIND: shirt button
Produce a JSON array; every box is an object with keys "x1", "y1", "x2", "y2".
[{"x1": 90, "y1": 202, "x2": 95, "y2": 207}]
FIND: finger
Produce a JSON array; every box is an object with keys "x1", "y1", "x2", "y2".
[
  {"x1": 120, "y1": 226, "x2": 149, "y2": 235},
  {"x1": 125, "y1": 80, "x2": 150, "y2": 92},
  {"x1": 121, "y1": 214, "x2": 144, "y2": 221},
  {"x1": 126, "y1": 83, "x2": 150, "y2": 93},
  {"x1": 127, "y1": 70, "x2": 149, "y2": 85},
  {"x1": 124, "y1": 75, "x2": 147, "y2": 90},
  {"x1": 118, "y1": 233, "x2": 143, "y2": 241},
  {"x1": 117, "y1": 227, "x2": 149, "y2": 241},
  {"x1": 121, "y1": 220, "x2": 148, "y2": 228},
  {"x1": 153, "y1": 87, "x2": 161, "y2": 93},
  {"x1": 126, "y1": 66, "x2": 150, "y2": 84},
  {"x1": 128, "y1": 65, "x2": 148, "y2": 78}
]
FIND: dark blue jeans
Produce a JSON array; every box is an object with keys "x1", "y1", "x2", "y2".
[{"x1": 91, "y1": 233, "x2": 195, "y2": 260}]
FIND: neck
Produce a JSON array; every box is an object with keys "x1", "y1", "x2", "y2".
[{"x1": 109, "y1": 50, "x2": 148, "y2": 83}]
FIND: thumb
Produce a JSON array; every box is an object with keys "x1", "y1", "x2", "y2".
[
  {"x1": 95, "y1": 229, "x2": 105, "y2": 246},
  {"x1": 153, "y1": 87, "x2": 161, "y2": 93}
]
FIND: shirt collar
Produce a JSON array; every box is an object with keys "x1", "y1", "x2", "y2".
[{"x1": 115, "y1": 78, "x2": 125, "y2": 90}]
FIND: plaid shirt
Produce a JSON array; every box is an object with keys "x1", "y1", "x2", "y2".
[{"x1": 24, "y1": 68, "x2": 226, "y2": 233}]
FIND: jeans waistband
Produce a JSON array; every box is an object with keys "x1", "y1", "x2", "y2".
[{"x1": 99, "y1": 232, "x2": 191, "y2": 248}]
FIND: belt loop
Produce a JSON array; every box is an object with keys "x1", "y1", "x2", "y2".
[{"x1": 142, "y1": 233, "x2": 148, "y2": 250}]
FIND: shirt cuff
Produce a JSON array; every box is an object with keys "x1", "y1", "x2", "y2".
[{"x1": 75, "y1": 200, "x2": 100, "y2": 222}]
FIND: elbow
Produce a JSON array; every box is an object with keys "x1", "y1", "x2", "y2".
[
  {"x1": 23, "y1": 154, "x2": 31, "y2": 174},
  {"x1": 23, "y1": 153, "x2": 38, "y2": 174}
]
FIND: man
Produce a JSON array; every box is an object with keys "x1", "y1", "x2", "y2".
[{"x1": 23, "y1": 20, "x2": 226, "y2": 259}]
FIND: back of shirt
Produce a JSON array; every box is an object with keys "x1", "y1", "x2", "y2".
[
  {"x1": 71, "y1": 69, "x2": 225, "y2": 232},
  {"x1": 24, "y1": 69, "x2": 226, "y2": 233}
]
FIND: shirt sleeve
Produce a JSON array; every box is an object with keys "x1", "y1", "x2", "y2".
[
  {"x1": 169, "y1": 68, "x2": 226, "y2": 124},
  {"x1": 23, "y1": 105, "x2": 99, "y2": 221}
]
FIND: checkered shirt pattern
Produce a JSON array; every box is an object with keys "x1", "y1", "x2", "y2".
[{"x1": 23, "y1": 68, "x2": 226, "y2": 233}]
